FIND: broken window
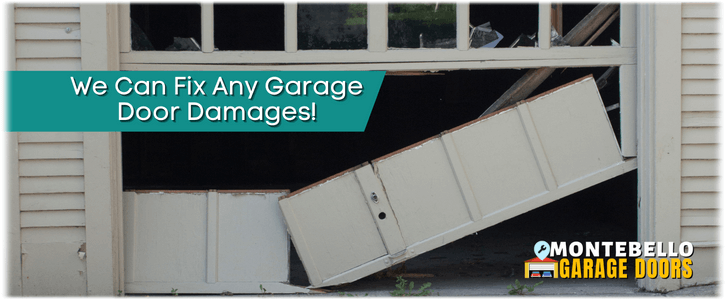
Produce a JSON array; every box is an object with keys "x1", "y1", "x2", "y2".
[
  {"x1": 130, "y1": 4, "x2": 202, "y2": 51},
  {"x1": 388, "y1": 3, "x2": 457, "y2": 49},
  {"x1": 297, "y1": 4, "x2": 368, "y2": 50},
  {"x1": 561, "y1": 3, "x2": 621, "y2": 46},
  {"x1": 469, "y1": 3, "x2": 538, "y2": 48},
  {"x1": 123, "y1": 3, "x2": 625, "y2": 53}
]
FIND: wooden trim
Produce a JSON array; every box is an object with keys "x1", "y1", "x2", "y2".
[
  {"x1": 81, "y1": 4, "x2": 116, "y2": 70},
  {"x1": 636, "y1": 3, "x2": 682, "y2": 292},
  {"x1": 121, "y1": 46, "x2": 634, "y2": 65},
  {"x1": 284, "y1": 3, "x2": 297, "y2": 53},
  {"x1": 121, "y1": 59, "x2": 635, "y2": 72},
  {"x1": 551, "y1": 3, "x2": 563, "y2": 35},
  {"x1": 84, "y1": 133, "x2": 123, "y2": 295},
  {"x1": 456, "y1": 2, "x2": 469, "y2": 51},
  {"x1": 8, "y1": 133, "x2": 22, "y2": 295},
  {"x1": 621, "y1": 4, "x2": 636, "y2": 47},
  {"x1": 216, "y1": 189, "x2": 290, "y2": 194},
  {"x1": 539, "y1": 2, "x2": 551, "y2": 49},
  {"x1": 125, "y1": 189, "x2": 207, "y2": 193},
  {"x1": 201, "y1": 3, "x2": 213, "y2": 53},
  {"x1": 118, "y1": 3, "x2": 130, "y2": 53},
  {"x1": 368, "y1": 3, "x2": 387, "y2": 52},
  {"x1": 620, "y1": 64, "x2": 637, "y2": 157},
  {"x1": 106, "y1": 4, "x2": 120, "y2": 70},
  {"x1": 283, "y1": 164, "x2": 368, "y2": 199},
  {"x1": 112, "y1": 132, "x2": 124, "y2": 294}
]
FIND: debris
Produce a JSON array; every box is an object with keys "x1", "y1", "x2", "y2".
[
  {"x1": 509, "y1": 33, "x2": 538, "y2": 48},
  {"x1": 480, "y1": 3, "x2": 620, "y2": 117},
  {"x1": 131, "y1": 19, "x2": 154, "y2": 50},
  {"x1": 606, "y1": 103, "x2": 620, "y2": 112},
  {"x1": 469, "y1": 22, "x2": 503, "y2": 48},
  {"x1": 164, "y1": 37, "x2": 201, "y2": 51},
  {"x1": 550, "y1": 26, "x2": 565, "y2": 46},
  {"x1": 596, "y1": 66, "x2": 617, "y2": 90}
]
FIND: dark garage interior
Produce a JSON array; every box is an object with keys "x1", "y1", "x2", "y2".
[{"x1": 123, "y1": 2, "x2": 632, "y2": 290}]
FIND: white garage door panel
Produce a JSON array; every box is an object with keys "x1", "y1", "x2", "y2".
[
  {"x1": 450, "y1": 109, "x2": 548, "y2": 216},
  {"x1": 283, "y1": 172, "x2": 388, "y2": 281},
  {"x1": 526, "y1": 80, "x2": 623, "y2": 186},
  {"x1": 280, "y1": 76, "x2": 631, "y2": 288},
  {"x1": 131, "y1": 192, "x2": 207, "y2": 282},
  {"x1": 217, "y1": 192, "x2": 289, "y2": 282},
  {"x1": 374, "y1": 138, "x2": 472, "y2": 246},
  {"x1": 123, "y1": 190, "x2": 307, "y2": 294}
]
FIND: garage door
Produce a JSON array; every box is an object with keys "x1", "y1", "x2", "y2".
[{"x1": 279, "y1": 75, "x2": 636, "y2": 287}]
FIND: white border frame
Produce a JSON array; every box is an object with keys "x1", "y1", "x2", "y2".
[{"x1": 636, "y1": 3, "x2": 682, "y2": 292}]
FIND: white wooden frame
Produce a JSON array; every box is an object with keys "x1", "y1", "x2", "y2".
[
  {"x1": 81, "y1": 4, "x2": 124, "y2": 296},
  {"x1": 117, "y1": 3, "x2": 634, "y2": 69},
  {"x1": 111, "y1": 1, "x2": 663, "y2": 290},
  {"x1": 116, "y1": 3, "x2": 637, "y2": 156},
  {"x1": 635, "y1": 3, "x2": 682, "y2": 292}
]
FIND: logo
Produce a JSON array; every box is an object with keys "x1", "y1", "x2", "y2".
[
  {"x1": 525, "y1": 241, "x2": 558, "y2": 278},
  {"x1": 524, "y1": 241, "x2": 695, "y2": 279}
]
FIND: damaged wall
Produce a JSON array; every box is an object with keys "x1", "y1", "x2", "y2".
[{"x1": 679, "y1": 2, "x2": 720, "y2": 287}]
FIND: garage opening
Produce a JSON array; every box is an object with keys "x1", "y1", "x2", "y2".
[{"x1": 122, "y1": 66, "x2": 634, "y2": 287}]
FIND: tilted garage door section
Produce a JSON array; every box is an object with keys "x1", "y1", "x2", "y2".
[{"x1": 279, "y1": 75, "x2": 636, "y2": 288}]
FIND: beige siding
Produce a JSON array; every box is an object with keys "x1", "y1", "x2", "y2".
[
  {"x1": 680, "y1": 2, "x2": 719, "y2": 287},
  {"x1": 13, "y1": 4, "x2": 87, "y2": 296},
  {"x1": 14, "y1": 6, "x2": 81, "y2": 72}
]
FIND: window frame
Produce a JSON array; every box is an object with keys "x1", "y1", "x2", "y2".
[{"x1": 117, "y1": 2, "x2": 636, "y2": 156}]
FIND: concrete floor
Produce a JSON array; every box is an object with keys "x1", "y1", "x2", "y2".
[{"x1": 306, "y1": 277, "x2": 717, "y2": 297}]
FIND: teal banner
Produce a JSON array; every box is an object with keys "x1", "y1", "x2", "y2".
[{"x1": 8, "y1": 71, "x2": 385, "y2": 132}]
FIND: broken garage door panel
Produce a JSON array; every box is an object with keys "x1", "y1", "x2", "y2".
[
  {"x1": 279, "y1": 75, "x2": 634, "y2": 288},
  {"x1": 123, "y1": 190, "x2": 309, "y2": 294}
]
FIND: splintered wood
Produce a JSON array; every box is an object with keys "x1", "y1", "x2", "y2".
[{"x1": 280, "y1": 76, "x2": 634, "y2": 288}]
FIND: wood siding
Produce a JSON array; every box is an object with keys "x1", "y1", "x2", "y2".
[
  {"x1": 13, "y1": 4, "x2": 87, "y2": 296},
  {"x1": 680, "y1": 2, "x2": 719, "y2": 287}
]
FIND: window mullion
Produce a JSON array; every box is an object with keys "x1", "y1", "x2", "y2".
[
  {"x1": 119, "y1": 3, "x2": 130, "y2": 53},
  {"x1": 201, "y1": 3, "x2": 214, "y2": 53},
  {"x1": 284, "y1": 3, "x2": 297, "y2": 53},
  {"x1": 456, "y1": 2, "x2": 469, "y2": 51},
  {"x1": 620, "y1": 4, "x2": 635, "y2": 47},
  {"x1": 368, "y1": 3, "x2": 387, "y2": 52},
  {"x1": 539, "y1": 2, "x2": 552, "y2": 49}
]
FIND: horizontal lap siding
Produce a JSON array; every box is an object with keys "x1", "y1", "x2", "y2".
[
  {"x1": 14, "y1": 7, "x2": 81, "y2": 71},
  {"x1": 680, "y1": 3, "x2": 719, "y2": 287},
  {"x1": 14, "y1": 5, "x2": 87, "y2": 296}
]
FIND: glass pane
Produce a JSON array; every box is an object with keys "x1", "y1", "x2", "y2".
[
  {"x1": 469, "y1": 3, "x2": 538, "y2": 48},
  {"x1": 297, "y1": 4, "x2": 368, "y2": 50},
  {"x1": 214, "y1": 4, "x2": 285, "y2": 51},
  {"x1": 130, "y1": 4, "x2": 201, "y2": 51},
  {"x1": 388, "y1": 3, "x2": 456, "y2": 49}
]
